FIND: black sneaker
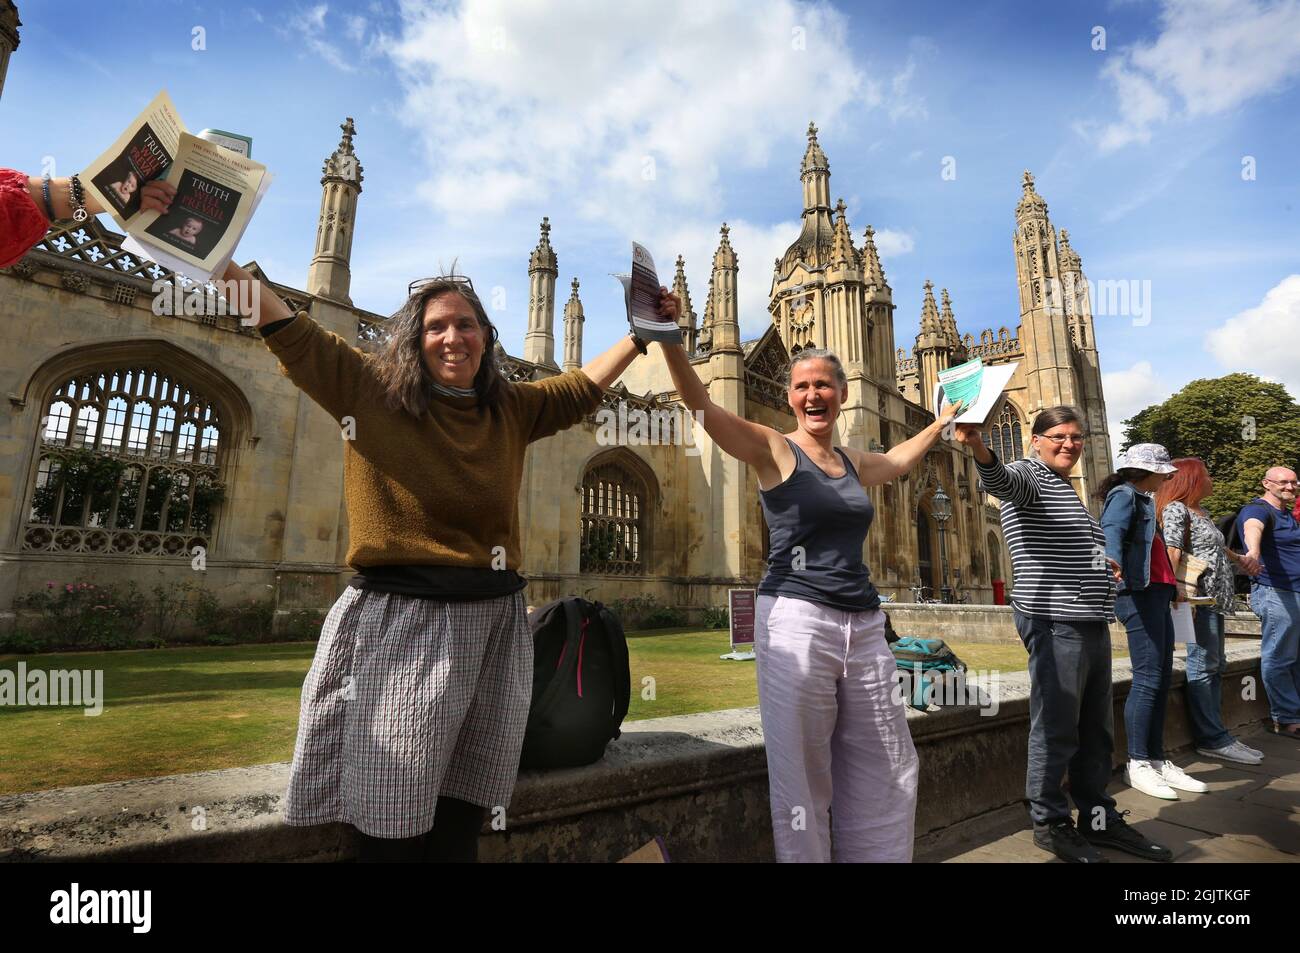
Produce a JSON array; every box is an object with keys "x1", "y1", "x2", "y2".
[
  {"x1": 1033, "y1": 820, "x2": 1108, "y2": 863},
  {"x1": 1079, "y1": 810, "x2": 1173, "y2": 862}
]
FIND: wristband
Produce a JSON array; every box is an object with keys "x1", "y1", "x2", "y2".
[
  {"x1": 629, "y1": 333, "x2": 648, "y2": 355},
  {"x1": 68, "y1": 174, "x2": 88, "y2": 222},
  {"x1": 39, "y1": 174, "x2": 57, "y2": 221}
]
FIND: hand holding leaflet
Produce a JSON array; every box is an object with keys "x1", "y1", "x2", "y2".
[
  {"x1": 933, "y1": 357, "x2": 1021, "y2": 424},
  {"x1": 614, "y1": 242, "x2": 682, "y2": 344}
]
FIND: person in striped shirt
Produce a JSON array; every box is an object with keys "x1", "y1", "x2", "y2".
[{"x1": 954, "y1": 406, "x2": 1173, "y2": 864}]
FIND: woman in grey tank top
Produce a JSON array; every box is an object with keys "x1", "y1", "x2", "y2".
[{"x1": 658, "y1": 329, "x2": 962, "y2": 863}]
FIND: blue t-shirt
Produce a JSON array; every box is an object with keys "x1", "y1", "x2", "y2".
[{"x1": 1238, "y1": 499, "x2": 1300, "y2": 592}]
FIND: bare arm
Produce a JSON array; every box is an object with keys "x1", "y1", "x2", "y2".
[
  {"x1": 658, "y1": 340, "x2": 784, "y2": 484},
  {"x1": 581, "y1": 336, "x2": 640, "y2": 391},
  {"x1": 25, "y1": 175, "x2": 172, "y2": 219},
  {"x1": 1243, "y1": 518, "x2": 1266, "y2": 567},
  {"x1": 853, "y1": 403, "x2": 961, "y2": 486}
]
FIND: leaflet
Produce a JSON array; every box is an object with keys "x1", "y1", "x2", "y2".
[
  {"x1": 82, "y1": 90, "x2": 185, "y2": 225},
  {"x1": 933, "y1": 357, "x2": 1020, "y2": 423},
  {"x1": 81, "y1": 91, "x2": 269, "y2": 283},
  {"x1": 613, "y1": 242, "x2": 681, "y2": 343},
  {"x1": 121, "y1": 133, "x2": 269, "y2": 283}
]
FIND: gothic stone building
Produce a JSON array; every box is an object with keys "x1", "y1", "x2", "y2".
[{"x1": 0, "y1": 120, "x2": 1111, "y2": 629}]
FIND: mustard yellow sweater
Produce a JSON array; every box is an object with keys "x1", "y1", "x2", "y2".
[{"x1": 263, "y1": 311, "x2": 604, "y2": 571}]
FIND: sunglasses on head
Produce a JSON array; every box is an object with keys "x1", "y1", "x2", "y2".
[{"x1": 408, "y1": 275, "x2": 477, "y2": 297}]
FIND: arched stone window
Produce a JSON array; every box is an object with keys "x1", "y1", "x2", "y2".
[
  {"x1": 984, "y1": 400, "x2": 1024, "y2": 463},
  {"x1": 580, "y1": 453, "x2": 655, "y2": 575},
  {"x1": 24, "y1": 365, "x2": 226, "y2": 557}
]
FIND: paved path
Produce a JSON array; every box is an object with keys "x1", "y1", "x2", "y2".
[{"x1": 935, "y1": 728, "x2": 1300, "y2": 863}]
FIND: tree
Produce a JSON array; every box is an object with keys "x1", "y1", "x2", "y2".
[{"x1": 1121, "y1": 373, "x2": 1299, "y2": 517}]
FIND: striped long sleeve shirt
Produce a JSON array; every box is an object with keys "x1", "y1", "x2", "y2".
[{"x1": 976, "y1": 453, "x2": 1116, "y2": 622}]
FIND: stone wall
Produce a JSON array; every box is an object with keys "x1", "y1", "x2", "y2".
[
  {"x1": 884, "y1": 602, "x2": 1261, "y2": 645},
  {"x1": 0, "y1": 644, "x2": 1266, "y2": 863}
]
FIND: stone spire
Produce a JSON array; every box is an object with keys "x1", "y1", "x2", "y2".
[
  {"x1": 919, "y1": 280, "x2": 942, "y2": 337},
  {"x1": 861, "y1": 225, "x2": 887, "y2": 290},
  {"x1": 671, "y1": 254, "x2": 698, "y2": 353},
  {"x1": 940, "y1": 288, "x2": 960, "y2": 347},
  {"x1": 801, "y1": 121, "x2": 830, "y2": 211},
  {"x1": 561, "y1": 277, "x2": 584, "y2": 372},
  {"x1": 830, "y1": 198, "x2": 855, "y2": 267},
  {"x1": 709, "y1": 223, "x2": 740, "y2": 354},
  {"x1": 306, "y1": 117, "x2": 364, "y2": 303},
  {"x1": 524, "y1": 217, "x2": 559, "y2": 367},
  {"x1": 699, "y1": 272, "x2": 715, "y2": 353},
  {"x1": 1058, "y1": 228, "x2": 1081, "y2": 270},
  {"x1": 1016, "y1": 169, "x2": 1049, "y2": 224}
]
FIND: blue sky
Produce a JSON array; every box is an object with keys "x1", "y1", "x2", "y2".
[{"x1": 4, "y1": 0, "x2": 1299, "y2": 455}]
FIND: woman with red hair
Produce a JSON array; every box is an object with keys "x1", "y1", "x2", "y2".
[{"x1": 1158, "y1": 458, "x2": 1265, "y2": 765}]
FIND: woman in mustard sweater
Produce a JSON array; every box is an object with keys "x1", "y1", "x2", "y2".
[{"x1": 162, "y1": 183, "x2": 672, "y2": 861}]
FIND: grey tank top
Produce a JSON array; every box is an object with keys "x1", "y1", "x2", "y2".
[{"x1": 757, "y1": 437, "x2": 880, "y2": 612}]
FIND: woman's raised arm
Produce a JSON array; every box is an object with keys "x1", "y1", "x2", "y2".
[{"x1": 659, "y1": 339, "x2": 784, "y2": 485}]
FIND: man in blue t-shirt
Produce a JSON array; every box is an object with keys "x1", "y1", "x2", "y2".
[{"x1": 1238, "y1": 466, "x2": 1300, "y2": 738}]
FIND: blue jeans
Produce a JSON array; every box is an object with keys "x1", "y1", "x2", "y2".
[
  {"x1": 1252, "y1": 583, "x2": 1300, "y2": 724},
  {"x1": 1184, "y1": 608, "x2": 1233, "y2": 749},
  {"x1": 1116, "y1": 586, "x2": 1175, "y2": 761}
]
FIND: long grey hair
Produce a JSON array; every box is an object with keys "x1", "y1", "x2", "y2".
[{"x1": 368, "y1": 278, "x2": 504, "y2": 416}]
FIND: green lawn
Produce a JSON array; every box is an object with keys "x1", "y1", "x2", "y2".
[{"x1": 0, "y1": 630, "x2": 1125, "y2": 796}]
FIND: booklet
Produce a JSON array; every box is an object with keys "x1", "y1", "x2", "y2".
[
  {"x1": 83, "y1": 90, "x2": 185, "y2": 223},
  {"x1": 613, "y1": 242, "x2": 681, "y2": 343},
  {"x1": 82, "y1": 91, "x2": 270, "y2": 283},
  {"x1": 933, "y1": 357, "x2": 1020, "y2": 423}
]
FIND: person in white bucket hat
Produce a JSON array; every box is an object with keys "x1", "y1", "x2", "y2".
[{"x1": 1101, "y1": 443, "x2": 1210, "y2": 805}]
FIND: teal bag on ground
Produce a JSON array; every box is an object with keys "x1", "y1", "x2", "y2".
[{"x1": 890, "y1": 636, "x2": 966, "y2": 709}]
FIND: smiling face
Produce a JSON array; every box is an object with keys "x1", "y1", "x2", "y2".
[
  {"x1": 421, "y1": 291, "x2": 485, "y2": 389},
  {"x1": 788, "y1": 358, "x2": 846, "y2": 437},
  {"x1": 1031, "y1": 419, "x2": 1086, "y2": 477},
  {"x1": 181, "y1": 217, "x2": 203, "y2": 239}
]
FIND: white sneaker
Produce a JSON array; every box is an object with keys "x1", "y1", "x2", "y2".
[
  {"x1": 1158, "y1": 760, "x2": 1210, "y2": 793},
  {"x1": 1197, "y1": 742, "x2": 1262, "y2": 765},
  {"x1": 1126, "y1": 759, "x2": 1179, "y2": 800}
]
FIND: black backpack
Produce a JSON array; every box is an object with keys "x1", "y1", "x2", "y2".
[{"x1": 520, "y1": 597, "x2": 630, "y2": 770}]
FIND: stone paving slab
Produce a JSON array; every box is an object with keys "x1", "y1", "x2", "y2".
[{"x1": 940, "y1": 729, "x2": 1300, "y2": 863}]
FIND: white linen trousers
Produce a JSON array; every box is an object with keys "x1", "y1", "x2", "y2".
[{"x1": 754, "y1": 593, "x2": 919, "y2": 862}]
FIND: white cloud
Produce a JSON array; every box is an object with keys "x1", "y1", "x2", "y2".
[
  {"x1": 1204, "y1": 274, "x2": 1300, "y2": 395},
  {"x1": 376, "y1": 0, "x2": 874, "y2": 226},
  {"x1": 873, "y1": 228, "x2": 914, "y2": 259},
  {"x1": 283, "y1": 4, "x2": 358, "y2": 72},
  {"x1": 1086, "y1": 0, "x2": 1300, "y2": 152},
  {"x1": 1102, "y1": 359, "x2": 1171, "y2": 460}
]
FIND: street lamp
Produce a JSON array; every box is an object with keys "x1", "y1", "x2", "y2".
[{"x1": 931, "y1": 486, "x2": 952, "y2": 603}]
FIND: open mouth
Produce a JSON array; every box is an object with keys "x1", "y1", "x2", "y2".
[
  {"x1": 805, "y1": 404, "x2": 828, "y2": 420},
  {"x1": 441, "y1": 351, "x2": 470, "y2": 366}
]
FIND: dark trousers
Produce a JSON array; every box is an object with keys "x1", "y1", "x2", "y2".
[
  {"x1": 355, "y1": 797, "x2": 487, "y2": 863},
  {"x1": 1115, "y1": 586, "x2": 1175, "y2": 761},
  {"x1": 1013, "y1": 610, "x2": 1119, "y2": 826}
]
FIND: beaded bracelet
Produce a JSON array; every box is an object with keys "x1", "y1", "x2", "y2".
[
  {"x1": 39, "y1": 174, "x2": 57, "y2": 221},
  {"x1": 68, "y1": 174, "x2": 88, "y2": 222}
]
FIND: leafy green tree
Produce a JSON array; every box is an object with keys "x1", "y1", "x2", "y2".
[{"x1": 1121, "y1": 373, "x2": 1299, "y2": 517}]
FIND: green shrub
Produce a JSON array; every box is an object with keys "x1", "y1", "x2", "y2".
[
  {"x1": 608, "y1": 595, "x2": 685, "y2": 630},
  {"x1": 13, "y1": 580, "x2": 147, "y2": 650},
  {"x1": 702, "y1": 606, "x2": 730, "y2": 629}
]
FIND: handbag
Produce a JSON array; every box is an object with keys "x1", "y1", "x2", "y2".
[{"x1": 1167, "y1": 502, "x2": 1210, "y2": 600}]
